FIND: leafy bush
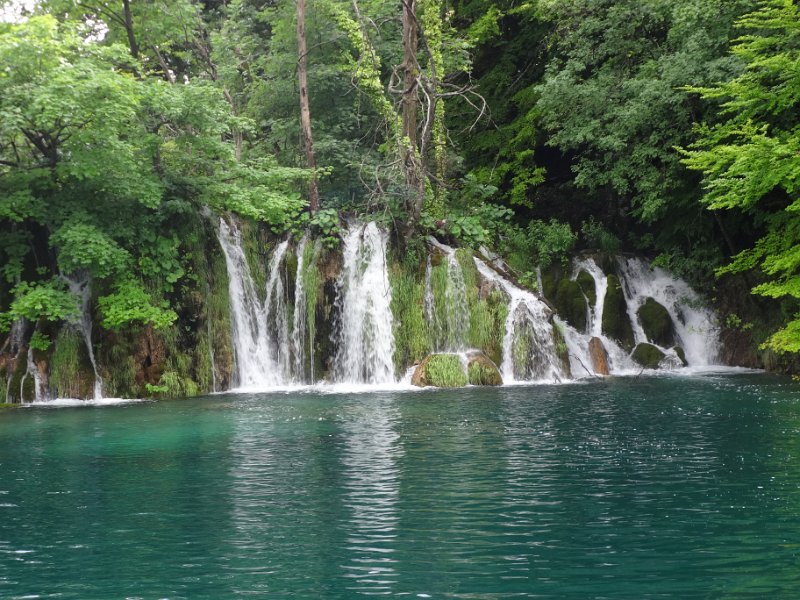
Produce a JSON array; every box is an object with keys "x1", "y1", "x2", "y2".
[{"x1": 98, "y1": 280, "x2": 177, "y2": 330}]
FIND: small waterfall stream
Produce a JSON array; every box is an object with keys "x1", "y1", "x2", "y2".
[
  {"x1": 424, "y1": 240, "x2": 470, "y2": 352},
  {"x1": 63, "y1": 275, "x2": 103, "y2": 399},
  {"x1": 333, "y1": 222, "x2": 396, "y2": 384},
  {"x1": 292, "y1": 235, "x2": 309, "y2": 383},
  {"x1": 617, "y1": 257, "x2": 720, "y2": 365},
  {"x1": 217, "y1": 217, "x2": 288, "y2": 388},
  {"x1": 473, "y1": 257, "x2": 565, "y2": 383}
]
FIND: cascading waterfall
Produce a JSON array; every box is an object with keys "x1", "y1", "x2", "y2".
[
  {"x1": 263, "y1": 240, "x2": 291, "y2": 381},
  {"x1": 333, "y1": 222, "x2": 396, "y2": 384},
  {"x1": 473, "y1": 257, "x2": 565, "y2": 383},
  {"x1": 216, "y1": 217, "x2": 288, "y2": 388},
  {"x1": 23, "y1": 345, "x2": 46, "y2": 402},
  {"x1": 617, "y1": 256, "x2": 721, "y2": 365},
  {"x1": 63, "y1": 275, "x2": 103, "y2": 399},
  {"x1": 561, "y1": 257, "x2": 636, "y2": 377},
  {"x1": 292, "y1": 235, "x2": 309, "y2": 383},
  {"x1": 424, "y1": 240, "x2": 470, "y2": 352}
]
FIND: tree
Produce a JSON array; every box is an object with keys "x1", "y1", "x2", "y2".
[
  {"x1": 683, "y1": 0, "x2": 800, "y2": 352},
  {"x1": 296, "y1": 0, "x2": 320, "y2": 213}
]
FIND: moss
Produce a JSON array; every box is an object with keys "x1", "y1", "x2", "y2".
[
  {"x1": 239, "y1": 218, "x2": 271, "y2": 300},
  {"x1": 467, "y1": 353, "x2": 503, "y2": 386},
  {"x1": 300, "y1": 240, "x2": 321, "y2": 381},
  {"x1": 390, "y1": 262, "x2": 431, "y2": 376},
  {"x1": 413, "y1": 353, "x2": 468, "y2": 388},
  {"x1": 575, "y1": 269, "x2": 597, "y2": 306},
  {"x1": 50, "y1": 327, "x2": 95, "y2": 399},
  {"x1": 632, "y1": 343, "x2": 665, "y2": 369},
  {"x1": 468, "y1": 290, "x2": 507, "y2": 366},
  {"x1": 552, "y1": 322, "x2": 572, "y2": 378},
  {"x1": 602, "y1": 274, "x2": 635, "y2": 351},
  {"x1": 554, "y1": 279, "x2": 587, "y2": 332},
  {"x1": 540, "y1": 269, "x2": 557, "y2": 302},
  {"x1": 637, "y1": 297, "x2": 675, "y2": 347}
]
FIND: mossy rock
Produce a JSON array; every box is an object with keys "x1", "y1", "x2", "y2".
[
  {"x1": 673, "y1": 346, "x2": 688, "y2": 367},
  {"x1": 601, "y1": 274, "x2": 635, "y2": 351},
  {"x1": 575, "y1": 269, "x2": 597, "y2": 307},
  {"x1": 552, "y1": 323, "x2": 572, "y2": 378},
  {"x1": 637, "y1": 297, "x2": 675, "y2": 348},
  {"x1": 554, "y1": 279, "x2": 587, "y2": 332},
  {"x1": 411, "y1": 353, "x2": 468, "y2": 388},
  {"x1": 466, "y1": 351, "x2": 503, "y2": 386},
  {"x1": 631, "y1": 343, "x2": 665, "y2": 369}
]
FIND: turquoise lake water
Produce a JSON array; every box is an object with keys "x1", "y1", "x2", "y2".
[{"x1": 1, "y1": 373, "x2": 799, "y2": 598}]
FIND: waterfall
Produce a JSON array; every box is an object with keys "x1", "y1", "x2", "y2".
[
  {"x1": 473, "y1": 257, "x2": 565, "y2": 383},
  {"x1": 23, "y1": 345, "x2": 46, "y2": 403},
  {"x1": 423, "y1": 241, "x2": 470, "y2": 352},
  {"x1": 333, "y1": 222, "x2": 396, "y2": 384},
  {"x1": 567, "y1": 257, "x2": 636, "y2": 376},
  {"x1": 616, "y1": 256, "x2": 721, "y2": 365},
  {"x1": 63, "y1": 275, "x2": 103, "y2": 399},
  {"x1": 264, "y1": 240, "x2": 291, "y2": 381},
  {"x1": 292, "y1": 235, "x2": 309, "y2": 383},
  {"x1": 216, "y1": 217, "x2": 288, "y2": 388}
]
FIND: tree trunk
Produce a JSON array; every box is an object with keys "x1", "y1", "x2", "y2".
[
  {"x1": 122, "y1": 0, "x2": 139, "y2": 59},
  {"x1": 297, "y1": 0, "x2": 320, "y2": 214},
  {"x1": 401, "y1": 0, "x2": 424, "y2": 231}
]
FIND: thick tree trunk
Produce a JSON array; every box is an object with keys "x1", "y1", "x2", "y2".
[
  {"x1": 297, "y1": 0, "x2": 320, "y2": 214},
  {"x1": 401, "y1": 0, "x2": 425, "y2": 232}
]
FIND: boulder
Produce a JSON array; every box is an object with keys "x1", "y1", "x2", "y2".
[
  {"x1": 637, "y1": 297, "x2": 675, "y2": 348},
  {"x1": 672, "y1": 346, "x2": 688, "y2": 367},
  {"x1": 554, "y1": 279, "x2": 587, "y2": 332},
  {"x1": 552, "y1": 324, "x2": 572, "y2": 379},
  {"x1": 411, "y1": 353, "x2": 468, "y2": 388},
  {"x1": 575, "y1": 269, "x2": 597, "y2": 307},
  {"x1": 588, "y1": 337, "x2": 610, "y2": 376},
  {"x1": 466, "y1": 351, "x2": 503, "y2": 386},
  {"x1": 631, "y1": 343, "x2": 665, "y2": 369},
  {"x1": 601, "y1": 274, "x2": 635, "y2": 351}
]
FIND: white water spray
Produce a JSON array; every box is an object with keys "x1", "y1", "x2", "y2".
[
  {"x1": 63, "y1": 275, "x2": 103, "y2": 399},
  {"x1": 333, "y1": 222, "x2": 396, "y2": 384}
]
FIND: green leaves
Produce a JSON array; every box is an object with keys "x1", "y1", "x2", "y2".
[
  {"x1": 98, "y1": 280, "x2": 177, "y2": 331},
  {"x1": 8, "y1": 280, "x2": 79, "y2": 323},
  {"x1": 683, "y1": 0, "x2": 800, "y2": 353}
]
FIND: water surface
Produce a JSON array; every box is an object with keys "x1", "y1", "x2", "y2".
[{"x1": 1, "y1": 374, "x2": 799, "y2": 598}]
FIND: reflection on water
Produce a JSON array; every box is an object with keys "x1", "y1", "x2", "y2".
[{"x1": 1, "y1": 375, "x2": 799, "y2": 598}]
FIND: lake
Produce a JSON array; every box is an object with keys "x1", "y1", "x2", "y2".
[{"x1": 1, "y1": 373, "x2": 799, "y2": 598}]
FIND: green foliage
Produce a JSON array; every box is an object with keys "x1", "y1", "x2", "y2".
[
  {"x1": 580, "y1": 218, "x2": 621, "y2": 254},
  {"x1": 8, "y1": 280, "x2": 78, "y2": 323},
  {"x1": 52, "y1": 223, "x2": 130, "y2": 279},
  {"x1": 422, "y1": 354, "x2": 468, "y2": 388},
  {"x1": 49, "y1": 327, "x2": 92, "y2": 399},
  {"x1": 390, "y1": 264, "x2": 430, "y2": 373},
  {"x1": 682, "y1": 0, "x2": 800, "y2": 353},
  {"x1": 525, "y1": 220, "x2": 577, "y2": 269},
  {"x1": 98, "y1": 281, "x2": 177, "y2": 331},
  {"x1": 29, "y1": 331, "x2": 52, "y2": 352}
]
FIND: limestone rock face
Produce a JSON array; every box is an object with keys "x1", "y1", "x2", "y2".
[
  {"x1": 631, "y1": 343, "x2": 665, "y2": 369},
  {"x1": 637, "y1": 297, "x2": 675, "y2": 348},
  {"x1": 466, "y1": 351, "x2": 503, "y2": 386},
  {"x1": 588, "y1": 337, "x2": 610, "y2": 376}
]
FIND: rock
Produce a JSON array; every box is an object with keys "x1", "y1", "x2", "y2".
[
  {"x1": 575, "y1": 269, "x2": 597, "y2": 307},
  {"x1": 672, "y1": 346, "x2": 688, "y2": 367},
  {"x1": 554, "y1": 279, "x2": 587, "y2": 332},
  {"x1": 631, "y1": 343, "x2": 666, "y2": 369},
  {"x1": 552, "y1": 324, "x2": 572, "y2": 378},
  {"x1": 601, "y1": 274, "x2": 635, "y2": 351},
  {"x1": 411, "y1": 353, "x2": 468, "y2": 388},
  {"x1": 588, "y1": 337, "x2": 610, "y2": 376},
  {"x1": 466, "y1": 351, "x2": 503, "y2": 386},
  {"x1": 637, "y1": 297, "x2": 675, "y2": 348}
]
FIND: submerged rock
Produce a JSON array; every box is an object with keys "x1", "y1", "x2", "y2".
[
  {"x1": 466, "y1": 351, "x2": 503, "y2": 386},
  {"x1": 637, "y1": 297, "x2": 675, "y2": 348},
  {"x1": 588, "y1": 337, "x2": 610, "y2": 376},
  {"x1": 412, "y1": 353, "x2": 468, "y2": 388},
  {"x1": 631, "y1": 343, "x2": 665, "y2": 369},
  {"x1": 602, "y1": 274, "x2": 635, "y2": 351}
]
